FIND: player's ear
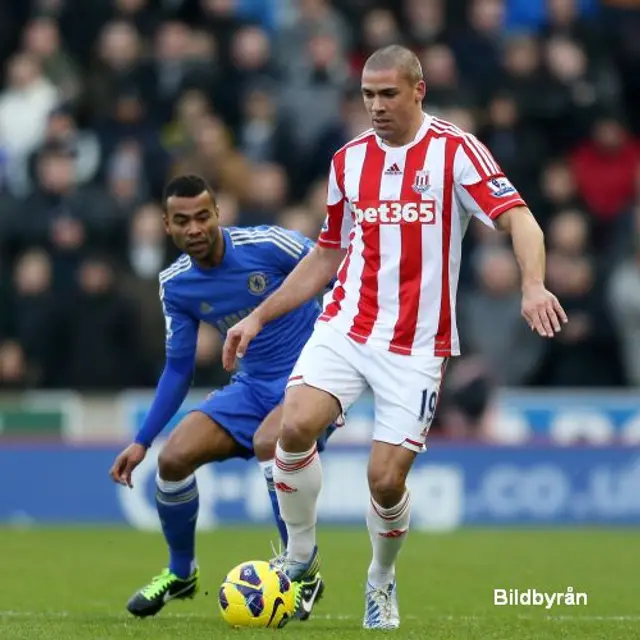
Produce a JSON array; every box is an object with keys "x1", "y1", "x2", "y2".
[
  {"x1": 415, "y1": 80, "x2": 426, "y2": 104},
  {"x1": 162, "y1": 213, "x2": 171, "y2": 235}
]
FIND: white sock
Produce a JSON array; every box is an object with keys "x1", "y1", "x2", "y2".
[
  {"x1": 273, "y1": 442, "x2": 322, "y2": 563},
  {"x1": 366, "y1": 491, "x2": 411, "y2": 587}
]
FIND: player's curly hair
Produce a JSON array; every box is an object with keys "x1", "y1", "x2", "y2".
[{"x1": 162, "y1": 174, "x2": 217, "y2": 207}]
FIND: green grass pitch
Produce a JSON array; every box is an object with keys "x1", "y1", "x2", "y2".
[{"x1": 1, "y1": 527, "x2": 639, "y2": 639}]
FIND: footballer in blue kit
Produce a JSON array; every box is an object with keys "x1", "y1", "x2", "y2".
[{"x1": 109, "y1": 175, "x2": 332, "y2": 619}]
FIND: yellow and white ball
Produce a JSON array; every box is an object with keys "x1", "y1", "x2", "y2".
[{"x1": 218, "y1": 560, "x2": 296, "y2": 628}]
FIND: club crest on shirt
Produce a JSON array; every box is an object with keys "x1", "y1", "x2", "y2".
[
  {"x1": 412, "y1": 170, "x2": 431, "y2": 194},
  {"x1": 248, "y1": 272, "x2": 267, "y2": 295}
]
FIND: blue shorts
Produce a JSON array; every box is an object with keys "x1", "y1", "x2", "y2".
[{"x1": 194, "y1": 372, "x2": 336, "y2": 459}]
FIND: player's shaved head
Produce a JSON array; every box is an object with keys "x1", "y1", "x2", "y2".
[
  {"x1": 163, "y1": 174, "x2": 217, "y2": 209},
  {"x1": 363, "y1": 45, "x2": 423, "y2": 86},
  {"x1": 361, "y1": 45, "x2": 426, "y2": 146}
]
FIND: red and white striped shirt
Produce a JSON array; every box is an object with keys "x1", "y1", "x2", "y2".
[{"x1": 317, "y1": 113, "x2": 526, "y2": 357}]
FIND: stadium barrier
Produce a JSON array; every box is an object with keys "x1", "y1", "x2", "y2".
[
  {"x1": 2, "y1": 389, "x2": 640, "y2": 445},
  {"x1": 2, "y1": 442, "x2": 640, "y2": 529}
]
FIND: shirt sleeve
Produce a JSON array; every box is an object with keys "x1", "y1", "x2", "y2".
[
  {"x1": 318, "y1": 154, "x2": 353, "y2": 250},
  {"x1": 453, "y1": 134, "x2": 527, "y2": 228},
  {"x1": 251, "y1": 225, "x2": 312, "y2": 273},
  {"x1": 160, "y1": 282, "x2": 198, "y2": 359}
]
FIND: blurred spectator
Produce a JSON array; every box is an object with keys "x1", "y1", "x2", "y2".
[
  {"x1": 7, "y1": 142, "x2": 123, "y2": 285},
  {"x1": 0, "y1": 340, "x2": 30, "y2": 389},
  {"x1": 145, "y1": 20, "x2": 219, "y2": 125},
  {"x1": 119, "y1": 202, "x2": 171, "y2": 372},
  {"x1": 537, "y1": 158, "x2": 585, "y2": 227},
  {"x1": 0, "y1": 53, "x2": 59, "y2": 162},
  {"x1": 237, "y1": 82, "x2": 300, "y2": 182},
  {"x1": 421, "y1": 44, "x2": 477, "y2": 112},
  {"x1": 24, "y1": 104, "x2": 101, "y2": 196},
  {"x1": 540, "y1": 0, "x2": 605, "y2": 58},
  {"x1": 5, "y1": 249, "x2": 61, "y2": 387},
  {"x1": 217, "y1": 25, "x2": 276, "y2": 131},
  {"x1": 499, "y1": 35, "x2": 548, "y2": 122},
  {"x1": 21, "y1": 16, "x2": 81, "y2": 104},
  {"x1": 547, "y1": 208, "x2": 592, "y2": 257},
  {"x1": 459, "y1": 245, "x2": 545, "y2": 385},
  {"x1": 349, "y1": 9, "x2": 403, "y2": 76},
  {"x1": 111, "y1": 0, "x2": 160, "y2": 38},
  {"x1": 450, "y1": 0, "x2": 505, "y2": 102},
  {"x1": 540, "y1": 36, "x2": 621, "y2": 150},
  {"x1": 85, "y1": 20, "x2": 145, "y2": 123},
  {"x1": 277, "y1": 0, "x2": 351, "y2": 74},
  {"x1": 480, "y1": 91, "x2": 546, "y2": 204},
  {"x1": 240, "y1": 162, "x2": 289, "y2": 225},
  {"x1": 172, "y1": 114, "x2": 250, "y2": 200},
  {"x1": 162, "y1": 88, "x2": 215, "y2": 157},
  {"x1": 281, "y1": 30, "x2": 350, "y2": 152},
  {"x1": 306, "y1": 85, "x2": 368, "y2": 185},
  {"x1": 59, "y1": 255, "x2": 149, "y2": 389},
  {"x1": 402, "y1": 0, "x2": 446, "y2": 48},
  {"x1": 540, "y1": 250, "x2": 622, "y2": 386},
  {"x1": 569, "y1": 115, "x2": 640, "y2": 240},
  {"x1": 608, "y1": 207, "x2": 640, "y2": 386}
]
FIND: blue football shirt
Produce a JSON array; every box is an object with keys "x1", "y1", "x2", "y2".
[{"x1": 158, "y1": 225, "x2": 319, "y2": 378}]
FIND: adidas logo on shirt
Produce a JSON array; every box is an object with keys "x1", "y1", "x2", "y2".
[{"x1": 384, "y1": 163, "x2": 402, "y2": 175}]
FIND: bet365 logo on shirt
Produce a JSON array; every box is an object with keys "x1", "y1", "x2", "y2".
[{"x1": 352, "y1": 200, "x2": 436, "y2": 225}]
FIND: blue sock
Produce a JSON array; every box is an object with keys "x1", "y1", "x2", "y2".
[
  {"x1": 260, "y1": 461, "x2": 288, "y2": 547},
  {"x1": 155, "y1": 473, "x2": 199, "y2": 579}
]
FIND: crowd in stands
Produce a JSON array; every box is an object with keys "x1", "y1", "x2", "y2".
[{"x1": 0, "y1": 0, "x2": 639, "y2": 395}]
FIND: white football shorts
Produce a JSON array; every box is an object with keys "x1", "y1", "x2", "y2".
[{"x1": 287, "y1": 322, "x2": 447, "y2": 453}]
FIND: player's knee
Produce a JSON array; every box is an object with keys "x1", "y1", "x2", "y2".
[
  {"x1": 368, "y1": 468, "x2": 406, "y2": 508},
  {"x1": 280, "y1": 406, "x2": 320, "y2": 452},
  {"x1": 252, "y1": 428, "x2": 278, "y2": 462},
  {"x1": 157, "y1": 445, "x2": 193, "y2": 481}
]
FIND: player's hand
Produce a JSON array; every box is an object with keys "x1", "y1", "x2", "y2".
[
  {"x1": 521, "y1": 283, "x2": 568, "y2": 338},
  {"x1": 222, "y1": 313, "x2": 263, "y2": 371},
  {"x1": 109, "y1": 443, "x2": 147, "y2": 488}
]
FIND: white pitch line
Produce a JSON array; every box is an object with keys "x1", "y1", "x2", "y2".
[{"x1": 1, "y1": 611, "x2": 639, "y2": 623}]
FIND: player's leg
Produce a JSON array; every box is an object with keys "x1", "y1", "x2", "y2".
[
  {"x1": 127, "y1": 409, "x2": 245, "y2": 617},
  {"x1": 253, "y1": 403, "x2": 342, "y2": 549},
  {"x1": 272, "y1": 324, "x2": 367, "y2": 619},
  {"x1": 362, "y1": 353, "x2": 447, "y2": 630},
  {"x1": 252, "y1": 404, "x2": 289, "y2": 547}
]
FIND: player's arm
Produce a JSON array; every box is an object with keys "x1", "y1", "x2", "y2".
[
  {"x1": 222, "y1": 156, "x2": 351, "y2": 370},
  {"x1": 110, "y1": 286, "x2": 197, "y2": 487},
  {"x1": 134, "y1": 288, "x2": 198, "y2": 447},
  {"x1": 258, "y1": 243, "x2": 346, "y2": 325},
  {"x1": 495, "y1": 206, "x2": 567, "y2": 336},
  {"x1": 453, "y1": 138, "x2": 568, "y2": 338}
]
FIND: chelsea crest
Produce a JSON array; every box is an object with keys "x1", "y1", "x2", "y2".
[{"x1": 248, "y1": 272, "x2": 267, "y2": 295}]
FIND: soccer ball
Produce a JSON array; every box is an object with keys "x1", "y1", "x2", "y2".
[{"x1": 218, "y1": 560, "x2": 296, "y2": 628}]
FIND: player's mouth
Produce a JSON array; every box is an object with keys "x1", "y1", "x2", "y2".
[
  {"x1": 187, "y1": 239, "x2": 208, "y2": 251},
  {"x1": 373, "y1": 118, "x2": 392, "y2": 127}
]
